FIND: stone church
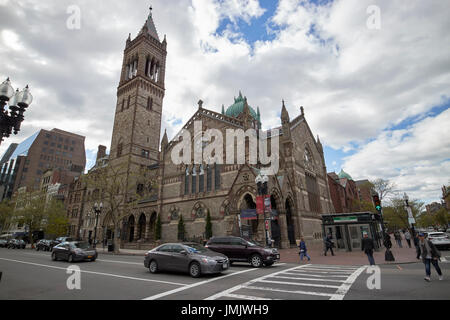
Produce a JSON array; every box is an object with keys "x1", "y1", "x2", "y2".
[{"x1": 93, "y1": 9, "x2": 334, "y2": 249}]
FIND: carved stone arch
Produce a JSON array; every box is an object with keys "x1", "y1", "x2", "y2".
[
  {"x1": 270, "y1": 188, "x2": 283, "y2": 212},
  {"x1": 191, "y1": 202, "x2": 208, "y2": 221},
  {"x1": 233, "y1": 185, "x2": 257, "y2": 211}
]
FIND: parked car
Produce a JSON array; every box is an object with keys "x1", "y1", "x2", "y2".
[
  {"x1": 0, "y1": 239, "x2": 8, "y2": 248},
  {"x1": 426, "y1": 232, "x2": 450, "y2": 250},
  {"x1": 7, "y1": 239, "x2": 26, "y2": 249},
  {"x1": 205, "y1": 236, "x2": 280, "y2": 268},
  {"x1": 144, "y1": 243, "x2": 229, "y2": 278},
  {"x1": 51, "y1": 242, "x2": 97, "y2": 262},
  {"x1": 36, "y1": 240, "x2": 58, "y2": 251}
]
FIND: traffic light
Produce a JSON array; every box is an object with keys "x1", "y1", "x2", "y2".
[{"x1": 372, "y1": 195, "x2": 382, "y2": 212}]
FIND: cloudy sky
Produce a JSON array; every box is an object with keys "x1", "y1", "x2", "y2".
[{"x1": 0, "y1": 0, "x2": 449, "y2": 204}]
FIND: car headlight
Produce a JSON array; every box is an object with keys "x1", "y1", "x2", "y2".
[{"x1": 201, "y1": 258, "x2": 216, "y2": 264}]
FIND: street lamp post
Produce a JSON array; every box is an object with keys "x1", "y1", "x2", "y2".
[
  {"x1": 403, "y1": 193, "x2": 416, "y2": 237},
  {"x1": 92, "y1": 202, "x2": 103, "y2": 249},
  {"x1": 0, "y1": 78, "x2": 33, "y2": 145}
]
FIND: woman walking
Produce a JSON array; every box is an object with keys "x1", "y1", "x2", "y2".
[{"x1": 298, "y1": 237, "x2": 311, "y2": 262}]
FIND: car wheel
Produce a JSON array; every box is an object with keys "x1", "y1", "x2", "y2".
[
  {"x1": 68, "y1": 254, "x2": 74, "y2": 263},
  {"x1": 51, "y1": 252, "x2": 57, "y2": 261},
  {"x1": 250, "y1": 254, "x2": 263, "y2": 268},
  {"x1": 149, "y1": 260, "x2": 159, "y2": 274},
  {"x1": 189, "y1": 262, "x2": 201, "y2": 278}
]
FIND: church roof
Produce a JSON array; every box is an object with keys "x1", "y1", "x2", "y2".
[
  {"x1": 140, "y1": 8, "x2": 160, "y2": 41},
  {"x1": 338, "y1": 169, "x2": 353, "y2": 181},
  {"x1": 225, "y1": 91, "x2": 260, "y2": 122}
]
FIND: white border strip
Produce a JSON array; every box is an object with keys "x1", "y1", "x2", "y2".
[{"x1": 330, "y1": 266, "x2": 367, "y2": 300}]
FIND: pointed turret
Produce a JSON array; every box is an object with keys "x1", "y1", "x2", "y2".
[
  {"x1": 161, "y1": 129, "x2": 169, "y2": 151},
  {"x1": 281, "y1": 99, "x2": 290, "y2": 124},
  {"x1": 140, "y1": 6, "x2": 160, "y2": 41}
]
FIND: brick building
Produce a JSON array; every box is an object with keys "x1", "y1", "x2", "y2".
[
  {"x1": 0, "y1": 128, "x2": 86, "y2": 201},
  {"x1": 327, "y1": 170, "x2": 360, "y2": 214}
]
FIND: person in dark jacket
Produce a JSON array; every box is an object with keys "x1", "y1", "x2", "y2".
[
  {"x1": 361, "y1": 232, "x2": 376, "y2": 265},
  {"x1": 383, "y1": 233, "x2": 392, "y2": 249},
  {"x1": 323, "y1": 234, "x2": 335, "y2": 256},
  {"x1": 418, "y1": 233, "x2": 443, "y2": 282},
  {"x1": 298, "y1": 237, "x2": 311, "y2": 262},
  {"x1": 394, "y1": 231, "x2": 403, "y2": 248},
  {"x1": 413, "y1": 233, "x2": 421, "y2": 259}
]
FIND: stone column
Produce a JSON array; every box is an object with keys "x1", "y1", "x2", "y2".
[{"x1": 278, "y1": 212, "x2": 289, "y2": 249}]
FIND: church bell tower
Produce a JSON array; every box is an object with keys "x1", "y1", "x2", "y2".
[{"x1": 110, "y1": 7, "x2": 167, "y2": 168}]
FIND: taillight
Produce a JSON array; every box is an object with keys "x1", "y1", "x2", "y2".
[{"x1": 205, "y1": 245, "x2": 209, "y2": 248}]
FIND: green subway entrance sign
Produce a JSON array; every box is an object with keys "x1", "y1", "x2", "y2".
[{"x1": 333, "y1": 216, "x2": 358, "y2": 223}]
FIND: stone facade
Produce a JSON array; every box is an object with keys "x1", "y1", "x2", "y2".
[{"x1": 75, "y1": 10, "x2": 335, "y2": 249}]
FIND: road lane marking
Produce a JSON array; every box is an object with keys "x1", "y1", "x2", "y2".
[
  {"x1": 0, "y1": 257, "x2": 187, "y2": 286},
  {"x1": 143, "y1": 267, "x2": 259, "y2": 300},
  {"x1": 205, "y1": 265, "x2": 310, "y2": 300},
  {"x1": 257, "y1": 279, "x2": 340, "y2": 289},
  {"x1": 273, "y1": 275, "x2": 345, "y2": 283},
  {"x1": 240, "y1": 286, "x2": 334, "y2": 298},
  {"x1": 222, "y1": 293, "x2": 278, "y2": 300},
  {"x1": 284, "y1": 272, "x2": 349, "y2": 278},
  {"x1": 330, "y1": 266, "x2": 367, "y2": 300}
]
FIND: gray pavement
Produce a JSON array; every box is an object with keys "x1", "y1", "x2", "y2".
[{"x1": 0, "y1": 248, "x2": 449, "y2": 300}]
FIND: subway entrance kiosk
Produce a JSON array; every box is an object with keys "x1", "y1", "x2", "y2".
[{"x1": 321, "y1": 212, "x2": 383, "y2": 252}]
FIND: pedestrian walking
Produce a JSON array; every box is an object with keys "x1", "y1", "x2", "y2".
[
  {"x1": 298, "y1": 237, "x2": 311, "y2": 262},
  {"x1": 361, "y1": 232, "x2": 376, "y2": 265},
  {"x1": 394, "y1": 231, "x2": 403, "y2": 248},
  {"x1": 404, "y1": 230, "x2": 412, "y2": 248},
  {"x1": 418, "y1": 233, "x2": 444, "y2": 282},
  {"x1": 383, "y1": 233, "x2": 392, "y2": 249},
  {"x1": 323, "y1": 234, "x2": 335, "y2": 256},
  {"x1": 414, "y1": 233, "x2": 421, "y2": 260}
]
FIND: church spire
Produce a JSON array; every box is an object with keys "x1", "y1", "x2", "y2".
[{"x1": 140, "y1": 5, "x2": 160, "y2": 41}]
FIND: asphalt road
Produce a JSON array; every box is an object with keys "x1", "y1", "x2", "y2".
[{"x1": 0, "y1": 248, "x2": 449, "y2": 300}]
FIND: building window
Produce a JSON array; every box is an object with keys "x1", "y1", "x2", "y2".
[
  {"x1": 306, "y1": 173, "x2": 321, "y2": 213},
  {"x1": 121, "y1": 99, "x2": 125, "y2": 112},
  {"x1": 199, "y1": 165, "x2": 204, "y2": 193},
  {"x1": 207, "y1": 165, "x2": 212, "y2": 192},
  {"x1": 192, "y1": 171, "x2": 197, "y2": 194},
  {"x1": 147, "y1": 97, "x2": 153, "y2": 111},
  {"x1": 137, "y1": 184, "x2": 144, "y2": 196},
  {"x1": 141, "y1": 149, "x2": 150, "y2": 159},
  {"x1": 127, "y1": 96, "x2": 131, "y2": 109},
  {"x1": 184, "y1": 167, "x2": 189, "y2": 195},
  {"x1": 214, "y1": 164, "x2": 221, "y2": 190}
]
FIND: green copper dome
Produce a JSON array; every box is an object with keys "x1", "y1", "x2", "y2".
[
  {"x1": 338, "y1": 169, "x2": 353, "y2": 181},
  {"x1": 225, "y1": 91, "x2": 260, "y2": 122}
]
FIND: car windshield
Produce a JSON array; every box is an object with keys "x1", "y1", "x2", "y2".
[
  {"x1": 184, "y1": 244, "x2": 208, "y2": 253},
  {"x1": 246, "y1": 240, "x2": 262, "y2": 247},
  {"x1": 72, "y1": 242, "x2": 90, "y2": 249},
  {"x1": 429, "y1": 233, "x2": 445, "y2": 237}
]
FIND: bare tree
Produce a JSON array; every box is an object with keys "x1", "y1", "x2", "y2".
[
  {"x1": 371, "y1": 178, "x2": 396, "y2": 201},
  {"x1": 85, "y1": 162, "x2": 157, "y2": 253}
]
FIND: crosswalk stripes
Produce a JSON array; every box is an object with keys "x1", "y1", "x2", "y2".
[{"x1": 205, "y1": 264, "x2": 367, "y2": 300}]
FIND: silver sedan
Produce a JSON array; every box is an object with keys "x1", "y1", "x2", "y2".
[{"x1": 144, "y1": 243, "x2": 229, "y2": 278}]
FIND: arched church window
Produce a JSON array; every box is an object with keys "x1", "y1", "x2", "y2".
[{"x1": 184, "y1": 167, "x2": 189, "y2": 195}]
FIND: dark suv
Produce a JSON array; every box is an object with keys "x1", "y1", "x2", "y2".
[{"x1": 206, "y1": 236, "x2": 280, "y2": 268}]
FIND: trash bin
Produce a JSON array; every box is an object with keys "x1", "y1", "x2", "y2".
[{"x1": 108, "y1": 244, "x2": 114, "y2": 252}]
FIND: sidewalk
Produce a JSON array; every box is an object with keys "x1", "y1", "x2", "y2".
[
  {"x1": 281, "y1": 245, "x2": 419, "y2": 265},
  {"x1": 98, "y1": 245, "x2": 420, "y2": 266}
]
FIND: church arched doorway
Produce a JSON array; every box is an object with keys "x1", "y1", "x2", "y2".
[
  {"x1": 240, "y1": 194, "x2": 258, "y2": 239},
  {"x1": 286, "y1": 198, "x2": 296, "y2": 245},
  {"x1": 137, "y1": 214, "x2": 146, "y2": 240},
  {"x1": 128, "y1": 215, "x2": 135, "y2": 243},
  {"x1": 271, "y1": 195, "x2": 281, "y2": 248}
]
